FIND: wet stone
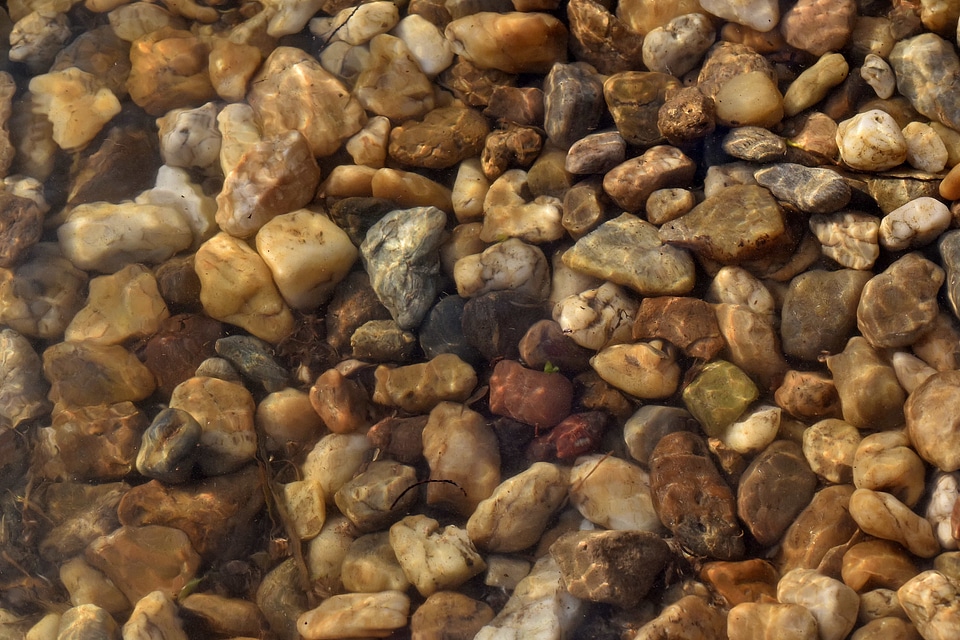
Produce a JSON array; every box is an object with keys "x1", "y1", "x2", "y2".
[
  {"x1": 418, "y1": 295, "x2": 481, "y2": 365},
  {"x1": 543, "y1": 62, "x2": 605, "y2": 150},
  {"x1": 809, "y1": 211, "x2": 881, "y2": 270},
  {"x1": 722, "y1": 126, "x2": 788, "y2": 164},
  {"x1": 778, "y1": 568, "x2": 860, "y2": 640},
  {"x1": 563, "y1": 213, "x2": 696, "y2": 296},
  {"x1": 623, "y1": 405, "x2": 697, "y2": 466},
  {"x1": 388, "y1": 515, "x2": 486, "y2": 597},
  {"x1": 215, "y1": 335, "x2": 287, "y2": 394},
  {"x1": 482, "y1": 86, "x2": 544, "y2": 127},
  {"x1": 43, "y1": 342, "x2": 156, "y2": 407},
  {"x1": 136, "y1": 407, "x2": 201, "y2": 484},
  {"x1": 783, "y1": 52, "x2": 850, "y2": 118},
  {"x1": 682, "y1": 359, "x2": 759, "y2": 438},
  {"x1": 714, "y1": 70, "x2": 784, "y2": 129},
  {"x1": 632, "y1": 295, "x2": 724, "y2": 360},
  {"x1": 553, "y1": 281, "x2": 636, "y2": 350},
  {"x1": 728, "y1": 602, "x2": 819, "y2": 640},
  {"x1": 836, "y1": 109, "x2": 908, "y2": 171},
  {"x1": 444, "y1": 11, "x2": 568, "y2": 75},
  {"x1": 650, "y1": 431, "x2": 744, "y2": 560},
  {"x1": 341, "y1": 531, "x2": 409, "y2": 593},
  {"x1": 462, "y1": 290, "x2": 546, "y2": 361},
  {"x1": 334, "y1": 460, "x2": 419, "y2": 533},
  {"x1": 298, "y1": 591, "x2": 410, "y2": 640},
  {"x1": 0, "y1": 189, "x2": 43, "y2": 269},
  {"x1": 481, "y1": 122, "x2": 543, "y2": 179},
  {"x1": 841, "y1": 539, "x2": 919, "y2": 592},
  {"x1": 700, "y1": 559, "x2": 779, "y2": 607},
  {"x1": 850, "y1": 488, "x2": 939, "y2": 558},
  {"x1": 825, "y1": 337, "x2": 906, "y2": 430},
  {"x1": 898, "y1": 570, "x2": 960, "y2": 640},
  {"x1": 890, "y1": 33, "x2": 960, "y2": 132},
  {"x1": 566, "y1": 0, "x2": 645, "y2": 75},
  {"x1": 641, "y1": 13, "x2": 714, "y2": 77},
  {"x1": 905, "y1": 370, "x2": 960, "y2": 472},
  {"x1": 519, "y1": 318, "x2": 594, "y2": 373},
  {"x1": 781, "y1": 269, "x2": 872, "y2": 361},
  {"x1": 56, "y1": 604, "x2": 121, "y2": 640},
  {"x1": 154, "y1": 254, "x2": 202, "y2": 311},
  {"x1": 139, "y1": 314, "x2": 221, "y2": 400},
  {"x1": 604, "y1": 145, "x2": 696, "y2": 213},
  {"x1": 410, "y1": 592, "x2": 494, "y2": 640},
  {"x1": 714, "y1": 302, "x2": 790, "y2": 392},
  {"x1": 550, "y1": 529, "x2": 670, "y2": 608},
  {"x1": 857, "y1": 252, "x2": 944, "y2": 349},
  {"x1": 488, "y1": 359, "x2": 573, "y2": 429},
  {"x1": 660, "y1": 184, "x2": 791, "y2": 265},
  {"x1": 388, "y1": 106, "x2": 489, "y2": 170},
  {"x1": 754, "y1": 163, "x2": 851, "y2": 214},
  {"x1": 657, "y1": 85, "x2": 716, "y2": 146},
  {"x1": 775, "y1": 370, "x2": 842, "y2": 421},
  {"x1": 603, "y1": 72, "x2": 679, "y2": 148},
  {"x1": 567, "y1": 454, "x2": 660, "y2": 531},
  {"x1": 350, "y1": 319, "x2": 417, "y2": 362},
  {"x1": 776, "y1": 484, "x2": 859, "y2": 574},
  {"x1": 903, "y1": 121, "x2": 948, "y2": 172},
  {"x1": 125, "y1": 28, "x2": 214, "y2": 117},
  {"x1": 738, "y1": 440, "x2": 817, "y2": 546},
  {"x1": 179, "y1": 592, "x2": 264, "y2": 638},
  {"x1": 803, "y1": 418, "x2": 862, "y2": 484},
  {"x1": 879, "y1": 196, "x2": 951, "y2": 251},
  {"x1": 480, "y1": 169, "x2": 565, "y2": 244},
  {"x1": 590, "y1": 341, "x2": 681, "y2": 400},
  {"x1": 0, "y1": 327, "x2": 50, "y2": 429},
  {"x1": 373, "y1": 353, "x2": 477, "y2": 414},
  {"x1": 360, "y1": 206, "x2": 447, "y2": 330},
  {"x1": 437, "y1": 58, "x2": 517, "y2": 108},
  {"x1": 780, "y1": 0, "x2": 857, "y2": 56},
  {"x1": 565, "y1": 130, "x2": 626, "y2": 175},
  {"x1": 854, "y1": 430, "x2": 926, "y2": 507}
]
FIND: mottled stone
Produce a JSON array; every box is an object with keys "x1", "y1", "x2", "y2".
[
  {"x1": 483, "y1": 86, "x2": 544, "y2": 127},
  {"x1": 481, "y1": 123, "x2": 543, "y2": 179},
  {"x1": 38, "y1": 481, "x2": 130, "y2": 564},
  {"x1": 783, "y1": 53, "x2": 850, "y2": 118},
  {"x1": 642, "y1": 13, "x2": 714, "y2": 77},
  {"x1": 0, "y1": 328, "x2": 50, "y2": 428},
  {"x1": 781, "y1": 269, "x2": 872, "y2": 361},
  {"x1": 858, "y1": 252, "x2": 944, "y2": 349},
  {"x1": 701, "y1": 559, "x2": 779, "y2": 606},
  {"x1": 563, "y1": 213, "x2": 696, "y2": 296},
  {"x1": 603, "y1": 71, "x2": 680, "y2": 148},
  {"x1": 714, "y1": 70, "x2": 784, "y2": 128},
  {"x1": 715, "y1": 302, "x2": 789, "y2": 392},
  {"x1": 550, "y1": 529, "x2": 669, "y2": 607},
  {"x1": 410, "y1": 592, "x2": 494, "y2": 640},
  {"x1": 658, "y1": 85, "x2": 716, "y2": 145},
  {"x1": 809, "y1": 211, "x2": 881, "y2": 270},
  {"x1": 65, "y1": 264, "x2": 168, "y2": 346},
  {"x1": 890, "y1": 33, "x2": 960, "y2": 132},
  {"x1": 437, "y1": 58, "x2": 517, "y2": 108},
  {"x1": 898, "y1": 571, "x2": 960, "y2": 640},
  {"x1": 854, "y1": 430, "x2": 926, "y2": 507},
  {"x1": 683, "y1": 359, "x2": 759, "y2": 437},
  {"x1": 0, "y1": 189, "x2": 43, "y2": 269},
  {"x1": 722, "y1": 126, "x2": 788, "y2": 163},
  {"x1": 842, "y1": 539, "x2": 919, "y2": 592},
  {"x1": 650, "y1": 431, "x2": 744, "y2": 560},
  {"x1": 880, "y1": 196, "x2": 951, "y2": 251},
  {"x1": 360, "y1": 206, "x2": 447, "y2": 330},
  {"x1": 480, "y1": 169, "x2": 564, "y2": 243},
  {"x1": 590, "y1": 341, "x2": 681, "y2": 399},
  {"x1": 445, "y1": 12, "x2": 568, "y2": 74},
  {"x1": 248, "y1": 46, "x2": 366, "y2": 157},
  {"x1": 543, "y1": 62, "x2": 604, "y2": 149},
  {"x1": 462, "y1": 290, "x2": 547, "y2": 361},
  {"x1": 754, "y1": 163, "x2": 851, "y2": 214},
  {"x1": 777, "y1": 484, "x2": 859, "y2": 574},
  {"x1": 825, "y1": 337, "x2": 906, "y2": 430},
  {"x1": 139, "y1": 314, "x2": 221, "y2": 400},
  {"x1": 125, "y1": 28, "x2": 214, "y2": 116},
  {"x1": 488, "y1": 359, "x2": 573, "y2": 429},
  {"x1": 780, "y1": 0, "x2": 857, "y2": 56},
  {"x1": 775, "y1": 370, "x2": 842, "y2": 421},
  {"x1": 565, "y1": 131, "x2": 626, "y2": 175},
  {"x1": 389, "y1": 106, "x2": 488, "y2": 169},
  {"x1": 334, "y1": 460, "x2": 419, "y2": 533},
  {"x1": 43, "y1": 342, "x2": 155, "y2": 407},
  {"x1": 373, "y1": 353, "x2": 477, "y2": 414},
  {"x1": 389, "y1": 515, "x2": 486, "y2": 596},
  {"x1": 836, "y1": 109, "x2": 908, "y2": 171},
  {"x1": 553, "y1": 281, "x2": 636, "y2": 350},
  {"x1": 660, "y1": 185, "x2": 790, "y2": 265},
  {"x1": 567, "y1": 0, "x2": 645, "y2": 75},
  {"x1": 603, "y1": 145, "x2": 696, "y2": 212},
  {"x1": 518, "y1": 319, "x2": 593, "y2": 373},
  {"x1": 135, "y1": 408, "x2": 200, "y2": 484},
  {"x1": 635, "y1": 595, "x2": 727, "y2": 640},
  {"x1": 568, "y1": 454, "x2": 660, "y2": 531},
  {"x1": 341, "y1": 531, "x2": 409, "y2": 593},
  {"x1": 727, "y1": 602, "x2": 818, "y2": 640},
  {"x1": 906, "y1": 371, "x2": 960, "y2": 472},
  {"x1": 738, "y1": 440, "x2": 817, "y2": 546},
  {"x1": 777, "y1": 568, "x2": 859, "y2": 640}
]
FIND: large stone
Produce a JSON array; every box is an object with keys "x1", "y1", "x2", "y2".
[
  {"x1": 42, "y1": 342, "x2": 156, "y2": 407},
  {"x1": 738, "y1": 440, "x2": 817, "y2": 546},
  {"x1": 890, "y1": 33, "x2": 960, "y2": 132},
  {"x1": 445, "y1": 12, "x2": 568, "y2": 74},
  {"x1": 905, "y1": 371, "x2": 960, "y2": 472},
  {"x1": 354, "y1": 34, "x2": 436, "y2": 122},
  {"x1": 388, "y1": 106, "x2": 489, "y2": 169}
]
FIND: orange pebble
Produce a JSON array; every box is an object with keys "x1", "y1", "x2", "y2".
[{"x1": 939, "y1": 161, "x2": 960, "y2": 200}]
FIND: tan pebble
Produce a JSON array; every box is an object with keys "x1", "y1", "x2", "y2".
[
  {"x1": 302, "y1": 434, "x2": 371, "y2": 503},
  {"x1": 898, "y1": 571, "x2": 960, "y2": 640},
  {"x1": 777, "y1": 484, "x2": 858, "y2": 574},
  {"x1": 836, "y1": 109, "x2": 907, "y2": 171},
  {"x1": 777, "y1": 568, "x2": 859, "y2": 640},
  {"x1": 634, "y1": 595, "x2": 727, "y2": 640},
  {"x1": 297, "y1": 591, "x2": 409, "y2": 640},
  {"x1": 803, "y1": 418, "x2": 861, "y2": 484},
  {"x1": 305, "y1": 515, "x2": 358, "y2": 595},
  {"x1": 568, "y1": 454, "x2": 661, "y2": 532},
  {"x1": 444, "y1": 12, "x2": 568, "y2": 74},
  {"x1": 850, "y1": 617, "x2": 921, "y2": 640},
  {"x1": 728, "y1": 602, "x2": 818, "y2": 639},
  {"x1": 853, "y1": 430, "x2": 926, "y2": 507},
  {"x1": 389, "y1": 515, "x2": 486, "y2": 596},
  {"x1": 410, "y1": 592, "x2": 494, "y2": 639},
  {"x1": 714, "y1": 71, "x2": 784, "y2": 128},
  {"x1": 849, "y1": 488, "x2": 940, "y2": 558},
  {"x1": 905, "y1": 370, "x2": 960, "y2": 472},
  {"x1": 257, "y1": 388, "x2": 325, "y2": 452},
  {"x1": 940, "y1": 160, "x2": 960, "y2": 200},
  {"x1": 841, "y1": 539, "x2": 919, "y2": 592},
  {"x1": 371, "y1": 167, "x2": 453, "y2": 212},
  {"x1": 782, "y1": 53, "x2": 849, "y2": 118},
  {"x1": 590, "y1": 341, "x2": 681, "y2": 399}
]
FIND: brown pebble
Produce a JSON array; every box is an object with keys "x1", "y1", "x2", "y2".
[
  {"x1": 777, "y1": 484, "x2": 859, "y2": 574},
  {"x1": 700, "y1": 558, "x2": 779, "y2": 606},
  {"x1": 632, "y1": 295, "x2": 724, "y2": 360},
  {"x1": 841, "y1": 539, "x2": 919, "y2": 592},
  {"x1": 488, "y1": 359, "x2": 573, "y2": 430},
  {"x1": 940, "y1": 161, "x2": 960, "y2": 200}
]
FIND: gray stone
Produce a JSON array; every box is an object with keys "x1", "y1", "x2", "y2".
[
  {"x1": 360, "y1": 206, "x2": 447, "y2": 330},
  {"x1": 781, "y1": 269, "x2": 872, "y2": 360},
  {"x1": 544, "y1": 62, "x2": 605, "y2": 149},
  {"x1": 215, "y1": 335, "x2": 288, "y2": 393},
  {"x1": 136, "y1": 408, "x2": 201, "y2": 484},
  {"x1": 890, "y1": 33, "x2": 960, "y2": 131},
  {"x1": 754, "y1": 163, "x2": 852, "y2": 214}
]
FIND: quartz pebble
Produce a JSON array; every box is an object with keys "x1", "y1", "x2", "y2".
[
  {"x1": 898, "y1": 570, "x2": 960, "y2": 640},
  {"x1": 853, "y1": 430, "x2": 926, "y2": 507},
  {"x1": 297, "y1": 591, "x2": 410, "y2": 640},
  {"x1": 568, "y1": 454, "x2": 661, "y2": 532},
  {"x1": 879, "y1": 196, "x2": 951, "y2": 251},
  {"x1": 389, "y1": 515, "x2": 486, "y2": 596},
  {"x1": 905, "y1": 370, "x2": 960, "y2": 472},
  {"x1": 837, "y1": 109, "x2": 908, "y2": 171},
  {"x1": 849, "y1": 488, "x2": 940, "y2": 558},
  {"x1": 777, "y1": 568, "x2": 860, "y2": 640},
  {"x1": 445, "y1": 12, "x2": 569, "y2": 75},
  {"x1": 728, "y1": 602, "x2": 819, "y2": 640}
]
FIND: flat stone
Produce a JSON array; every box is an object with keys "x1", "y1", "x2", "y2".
[
  {"x1": 738, "y1": 440, "x2": 817, "y2": 546},
  {"x1": 602, "y1": 144, "x2": 695, "y2": 212},
  {"x1": 298, "y1": 591, "x2": 410, "y2": 640},
  {"x1": 544, "y1": 62, "x2": 605, "y2": 149},
  {"x1": 43, "y1": 342, "x2": 156, "y2": 407},
  {"x1": 682, "y1": 359, "x2": 759, "y2": 438},
  {"x1": 754, "y1": 163, "x2": 851, "y2": 214},
  {"x1": 857, "y1": 252, "x2": 944, "y2": 349},
  {"x1": 334, "y1": 460, "x2": 419, "y2": 533},
  {"x1": 781, "y1": 269, "x2": 872, "y2": 361}
]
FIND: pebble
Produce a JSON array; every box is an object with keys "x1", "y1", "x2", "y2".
[
  {"x1": 782, "y1": 53, "x2": 850, "y2": 118},
  {"x1": 388, "y1": 515, "x2": 486, "y2": 596},
  {"x1": 215, "y1": 335, "x2": 288, "y2": 393},
  {"x1": 373, "y1": 353, "x2": 477, "y2": 415},
  {"x1": 563, "y1": 213, "x2": 696, "y2": 296},
  {"x1": 445, "y1": 12, "x2": 568, "y2": 75},
  {"x1": 738, "y1": 440, "x2": 817, "y2": 546},
  {"x1": 309, "y1": 1, "x2": 399, "y2": 45},
  {"x1": 566, "y1": 0, "x2": 644, "y2": 74},
  {"x1": 658, "y1": 85, "x2": 717, "y2": 146},
  {"x1": 836, "y1": 109, "x2": 909, "y2": 171},
  {"x1": 635, "y1": 594, "x2": 727, "y2": 640},
  {"x1": 650, "y1": 431, "x2": 744, "y2": 560},
  {"x1": 851, "y1": 617, "x2": 922, "y2": 640},
  {"x1": 488, "y1": 359, "x2": 573, "y2": 428},
  {"x1": 777, "y1": 484, "x2": 859, "y2": 574},
  {"x1": 466, "y1": 462, "x2": 569, "y2": 553},
  {"x1": 462, "y1": 290, "x2": 546, "y2": 361},
  {"x1": 543, "y1": 62, "x2": 604, "y2": 150},
  {"x1": 565, "y1": 130, "x2": 626, "y2": 175},
  {"x1": 632, "y1": 295, "x2": 724, "y2": 360},
  {"x1": 590, "y1": 341, "x2": 681, "y2": 399},
  {"x1": 905, "y1": 371, "x2": 960, "y2": 472},
  {"x1": 623, "y1": 405, "x2": 697, "y2": 466},
  {"x1": 898, "y1": 570, "x2": 960, "y2": 640},
  {"x1": 853, "y1": 430, "x2": 926, "y2": 508},
  {"x1": 719, "y1": 404, "x2": 781, "y2": 455},
  {"x1": 603, "y1": 144, "x2": 696, "y2": 212},
  {"x1": 334, "y1": 460, "x2": 419, "y2": 533},
  {"x1": 781, "y1": 0, "x2": 857, "y2": 56},
  {"x1": 682, "y1": 359, "x2": 759, "y2": 438},
  {"x1": 890, "y1": 33, "x2": 960, "y2": 132},
  {"x1": 568, "y1": 454, "x2": 661, "y2": 532},
  {"x1": 297, "y1": 591, "x2": 409, "y2": 640},
  {"x1": 641, "y1": 13, "x2": 714, "y2": 77},
  {"x1": 480, "y1": 169, "x2": 565, "y2": 243},
  {"x1": 879, "y1": 196, "x2": 951, "y2": 251},
  {"x1": 135, "y1": 408, "x2": 201, "y2": 484},
  {"x1": 778, "y1": 568, "x2": 860, "y2": 640},
  {"x1": 857, "y1": 252, "x2": 944, "y2": 349},
  {"x1": 781, "y1": 269, "x2": 871, "y2": 361},
  {"x1": 926, "y1": 472, "x2": 960, "y2": 550},
  {"x1": 775, "y1": 370, "x2": 841, "y2": 421},
  {"x1": 42, "y1": 342, "x2": 156, "y2": 407},
  {"x1": 389, "y1": 106, "x2": 488, "y2": 170},
  {"x1": 714, "y1": 71, "x2": 784, "y2": 128},
  {"x1": 803, "y1": 418, "x2": 862, "y2": 484},
  {"x1": 754, "y1": 163, "x2": 851, "y2": 214},
  {"x1": 849, "y1": 488, "x2": 940, "y2": 558},
  {"x1": 0, "y1": 327, "x2": 50, "y2": 428},
  {"x1": 727, "y1": 602, "x2": 819, "y2": 640},
  {"x1": 714, "y1": 302, "x2": 790, "y2": 391},
  {"x1": 902, "y1": 122, "x2": 948, "y2": 172},
  {"x1": 841, "y1": 539, "x2": 919, "y2": 592},
  {"x1": 410, "y1": 592, "x2": 494, "y2": 639},
  {"x1": 809, "y1": 211, "x2": 881, "y2": 270},
  {"x1": 550, "y1": 529, "x2": 670, "y2": 607},
  {"x1": 422, "y1": 402, "x2": 501, "y2": 516},
  {"x1": 825, "y1": 337, "x2": 906, "y2": 430},
  {"x1": 123, "y1": 591, "x2": 185, "y2": 640}
]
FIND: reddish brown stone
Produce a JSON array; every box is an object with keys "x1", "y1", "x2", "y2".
[
  {"x1": 325, "y1": 271, "x2": 392, "y2": 356},
  {"x1": 776, "y1": 484, "x2": 859, "y2": 574},
  {"x1": 481, "y1": 123, "x2": 544, "y2": 179},
  {"x1": 139, "y1": 313, "x2": 222, "y2": 399},
  {"x1": 483, "y1": 86, "x2": 545, "y2": 126},
  {"x1": 632, "y1": 296, "x2": 724, "y2": 360},
  {"x1": 572, "y1": 370, "x2": 635, "y2": 422},
  {"x1": 658, "y1": 86, "x2": 716, "y2": 146},
  {"x1": 700, "y1": 559, "x2": 779, "y2": 606},
  {"x1": 309, "y1": 368, "x2": 371, "y2": 434},
  {"x1": 0, "y1": 192, "x2": 43, "y2": 268},
  {"x1": 774, "y1": 370, "x2": 842, "y2": 421},
  {"x1": 567, "y1": 0, "x2": 645, "y2": 75},
  {"x1": 519, "y1": 319, "x2": 593, "y2": 373},
  {"x1": 366, "y1": 415, "x2": 428, "y2": 465},
  {"x1": 649, "y1": 431, "x2": 744, "y2": 560},
  {"x1": 438, "y1": 58, "x2": 517, "y2": 107},
  {"x1": 527, "y1": 411, "x2": 608, "y2": 462},
  {"x1": 488, "y1": 359, "x2": 573, "y2": 430}
]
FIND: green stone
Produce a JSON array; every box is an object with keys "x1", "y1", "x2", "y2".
[{"x1": 682, "y1": 360, "x2": 759, "y2": 437}]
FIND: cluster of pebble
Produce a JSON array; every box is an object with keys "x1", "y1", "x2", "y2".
[{"x1": 4, "y1": 0, "x2": 960, "y2": 638}]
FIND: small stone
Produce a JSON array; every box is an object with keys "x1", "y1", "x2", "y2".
[
  {"x1": 905, "y1": 371, "x2": 960, "y2": 472},
  {"x1": 566, "y1": 0, "x2": 644, "y2": 75},
  {"x1": 879, "y1": 196, "x2": 951, "y2": 251},
  {"x1": 410, "y1": 592, "x2": 494, "y2": 640},
  {"x1": 28, "y1": 66, "x2": 121, "y2": 151},
  {"x1": 722, "y1": 126, "x2": 788, "y2": 163},
  {"x1": 392, "y1": 13, "x2": 454, "y2": 76},
  {"x1": 488, "y1": 359, "x2": 573, "y2": 429},
  {"x1": 632, "y1": 295, "x2": 724, "y2": 360},
  {"x1": 783, "y1": 53, "x2": 850, "y2": 118},
  {"x1": 809, "y1": 211, "x2": 881, "y2": 270},
  {"x1": 309, "y1": 1, "x2": 399, "y2": 45},
  {"x1": 59, "y1": 201, "x2": 193, "y2": 274},
  {"x1": 354, "y1": 34, "x2": 436, "y2": 122},
  {"x1": 418, "y1": 296, "x2": 481, "y2": 365},
  {"x1": 389, "y1": 515, "x2": 486, "y2": 596},
  {"x1": 0, "y1": 188, "x2": 43, "y2": 269},
  {"x1": 623, "y1": 405, "x2": 697, "y2": 466},
  {"x1": 861, "y1": 54, "x2": 896, "y2": 100},
  {"x1": 836, "y1": 109, "x2": 908, "y2": 171},
  {"x1": 136, "y1": 166, "x2": 216, "y2": 252},
  {"x1": 893, "y1": 352, "x2": 938, "y2": 394},
  {"x1": 373, "y1": 353, "x2": 477, "y2": 414},
  {"x1": 858, "y1": 252, "x2": 944, "y2": 349},
  {"x1": 755, "y1": 163, "x2": 851, "y2": 214},
  {"x1": 422, "y1": 402, "x2": 500, "y2": 516},
  {"x1": 682, "y1": 360, "x2": 759, "y2": 438},
  {"x1": 0, "y1": 328, "x2": 50, "y2": 428},
  {"x1": 565, "y1": 131, "x2": 626, "y2": 176},
  {"x1": 715, "y1": 302, "x2": 790, "y2": 392},
  {"x1": 775, "y1": 370, "x2": 841, "y2": 421},
  {"x1": 777, "y1": 484, "x2": 859, "y2": 574},
  {"x1": 136, "y1": 408, "x2": 201, "y2": 484},
  {"x1": 568, "y1": 454, "x2": 661, "y2": 532},
  {"x1": 635, "y1": 595, "x2": 727, "y2": 640},
  {"x1": 519, "y1": 319, "x2": 594, "y2": 373},
  {"x1": 179, "y1": 593, "x2": 264, "y2": 638},
  {"x1": 903, "y1": 122, "x2": 948, "y2": 172},
  {"x1": 38, "y1": 482, "x2": 130, "y2": 564},
  {"x1": 650, "y1": 431, "x2": 744, "y2": 560},
  {"x1": 605, "y1": 146, "x2": 696, "y2": 214},
  {"x1": 43, "y1": 342, "x2": 156, "y2": 407},
  {"x1": 849, "y1": 488, "x2": 940, "y2": 558},
  {"x1": 248, "y1": 46, "x2": 366, "y2": 158},
  {"x1": 803, "y1": 417, "x2": 861, "y2": 485},
  {"x1": 851, "y1": 617, "x2": 921, "y2": 640},
  {"x1": 714, "y1": 71, "x2": 784, "y2": 128},
  {"x1": 738, "y1": 440, "x2": 817, "y2": 546},
  {"x1": 389, "y1": 106, "x2": 488, "y2": 170},
  {"x1": 854, "y1": 430, "x2": 926, "y2": 508},
  {"x1": 658, "y1": 85, "x2": 716, "y2": 145},
  {"x1": 341, "y1": 531, "x2": 409, "y2": 593},
  {"x1": 334, "y1": 460, "x2": 419, "y2": 533},
  {"x1": 481, "y1": 123, "x2": 543, "y2": 179},
  {"x1": 660, "y1": 185, "x2": 790, "y2": 265},
  {"x1": 55, "y1": 604, "x2": 121, "y2": 640},
  {"x1": 603, "y1": 71, "x2": 679, "y2": 148},
  {"x1": 483, "y1": 86, "x2": 544, "y2": 126},
  {"x1": 780, "y1": 0, "x2": 857, "y2": 56},
  {"x1": 85, "y1": 525, "x2": 201, "y2": 605},
  {"x1": 777, "y1": 568, "x2": 859, "y2": 640},
  {"x1": 350, "y1": 319, "x2": 417, "y2": 362},
  {"x1": 543, "y1": 62, "x2": 605, "y2": 149},
  {"x1": 857, "y1": 588, "x2": 907, "y2": 623},
  {"x1": 825, "y1": 337, "x2": 906, "y2": 430},
  {"x1": 126, "y1": 28, "x2": 215, "y2": 116},
  {"x1": 841, "y1": 539, "x2": 919, "y2": 592},
  {"x1": 462, "y1": 290, "x2": 547, "y2": 361},
  {"x1": 156, "y1": 102, "x2": 221, "y2": 174},
  {"x1": 890, "y1": 33, "x2": 960, "y2": 132},
  {"x1": 700, "y1": 559, "x2": 779, "y2": 606},
  {"x1": 466, "y1": 462, "x2": 569, "y2": 553},
  {"x1": 256, "y1": 558, "x2": 309, "y2": 640},
  {"x1": 727, "y1": 602, "x2": 819, "y2": 640},
  {"x1": 927, "y1": 472, "x2": 960, "y2": 550},
  {"x1": 590, "y1": 341, "x2": 681, "y2": 399},
  {"x1": 139, "y1": 314, "x2": 221, "y2": 399},
  {"x1": 445, "y1": 12, "x2": 568, "y2": 74},
  {"x1": 360, "y1": 206, "x2": 447, "y2": 330},
  {"x1": 480, "y1": 169, "x2": 565, "y2": 243},
  {"x1": 297, "y1": 591, "x2": 410, "y2": 640},
  {"x1": 641, "y1": 13, "x2": 714, "y2": 77},
  {"x1": 302, "y1": 434, "x2": 372, "y2": 505},
  {"x1": 563, "y1": 213, "x2": 696, "y2": 296},
  {"x1": 898, "y1": 570, "x2": 960, "y2": 640},
  {"x1": 553, "y1": 282, "x2": 637, "y2": 350},
  {"x1": 122, "y1": 591, "x2": 185, "y2": 640},
  {"x1": 281, "y1": 479, "x2": 326, "y2": 541},
  {"x1": 781, "y1": 269, "x2": 872, "y2": 362},
  {"x1": 719, "y1": 404, "x2": 780, "y2": 455},
  {"x1": 550, "y1": 529, "x2": 670, "y2": 607}
]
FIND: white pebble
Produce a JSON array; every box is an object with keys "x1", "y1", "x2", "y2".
[
  {"x1": 903, "y1": 121, "x2": 949, "y2": 172},
  {"x1": 836, "y1": 109, "x2": 908, "y2": 171},
  {"x1": 879, "y1": 196, "x2": 951, "y2": 251},
  {"x1": 861, "y1": 54, "x2": 896, "y2": 99}
]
